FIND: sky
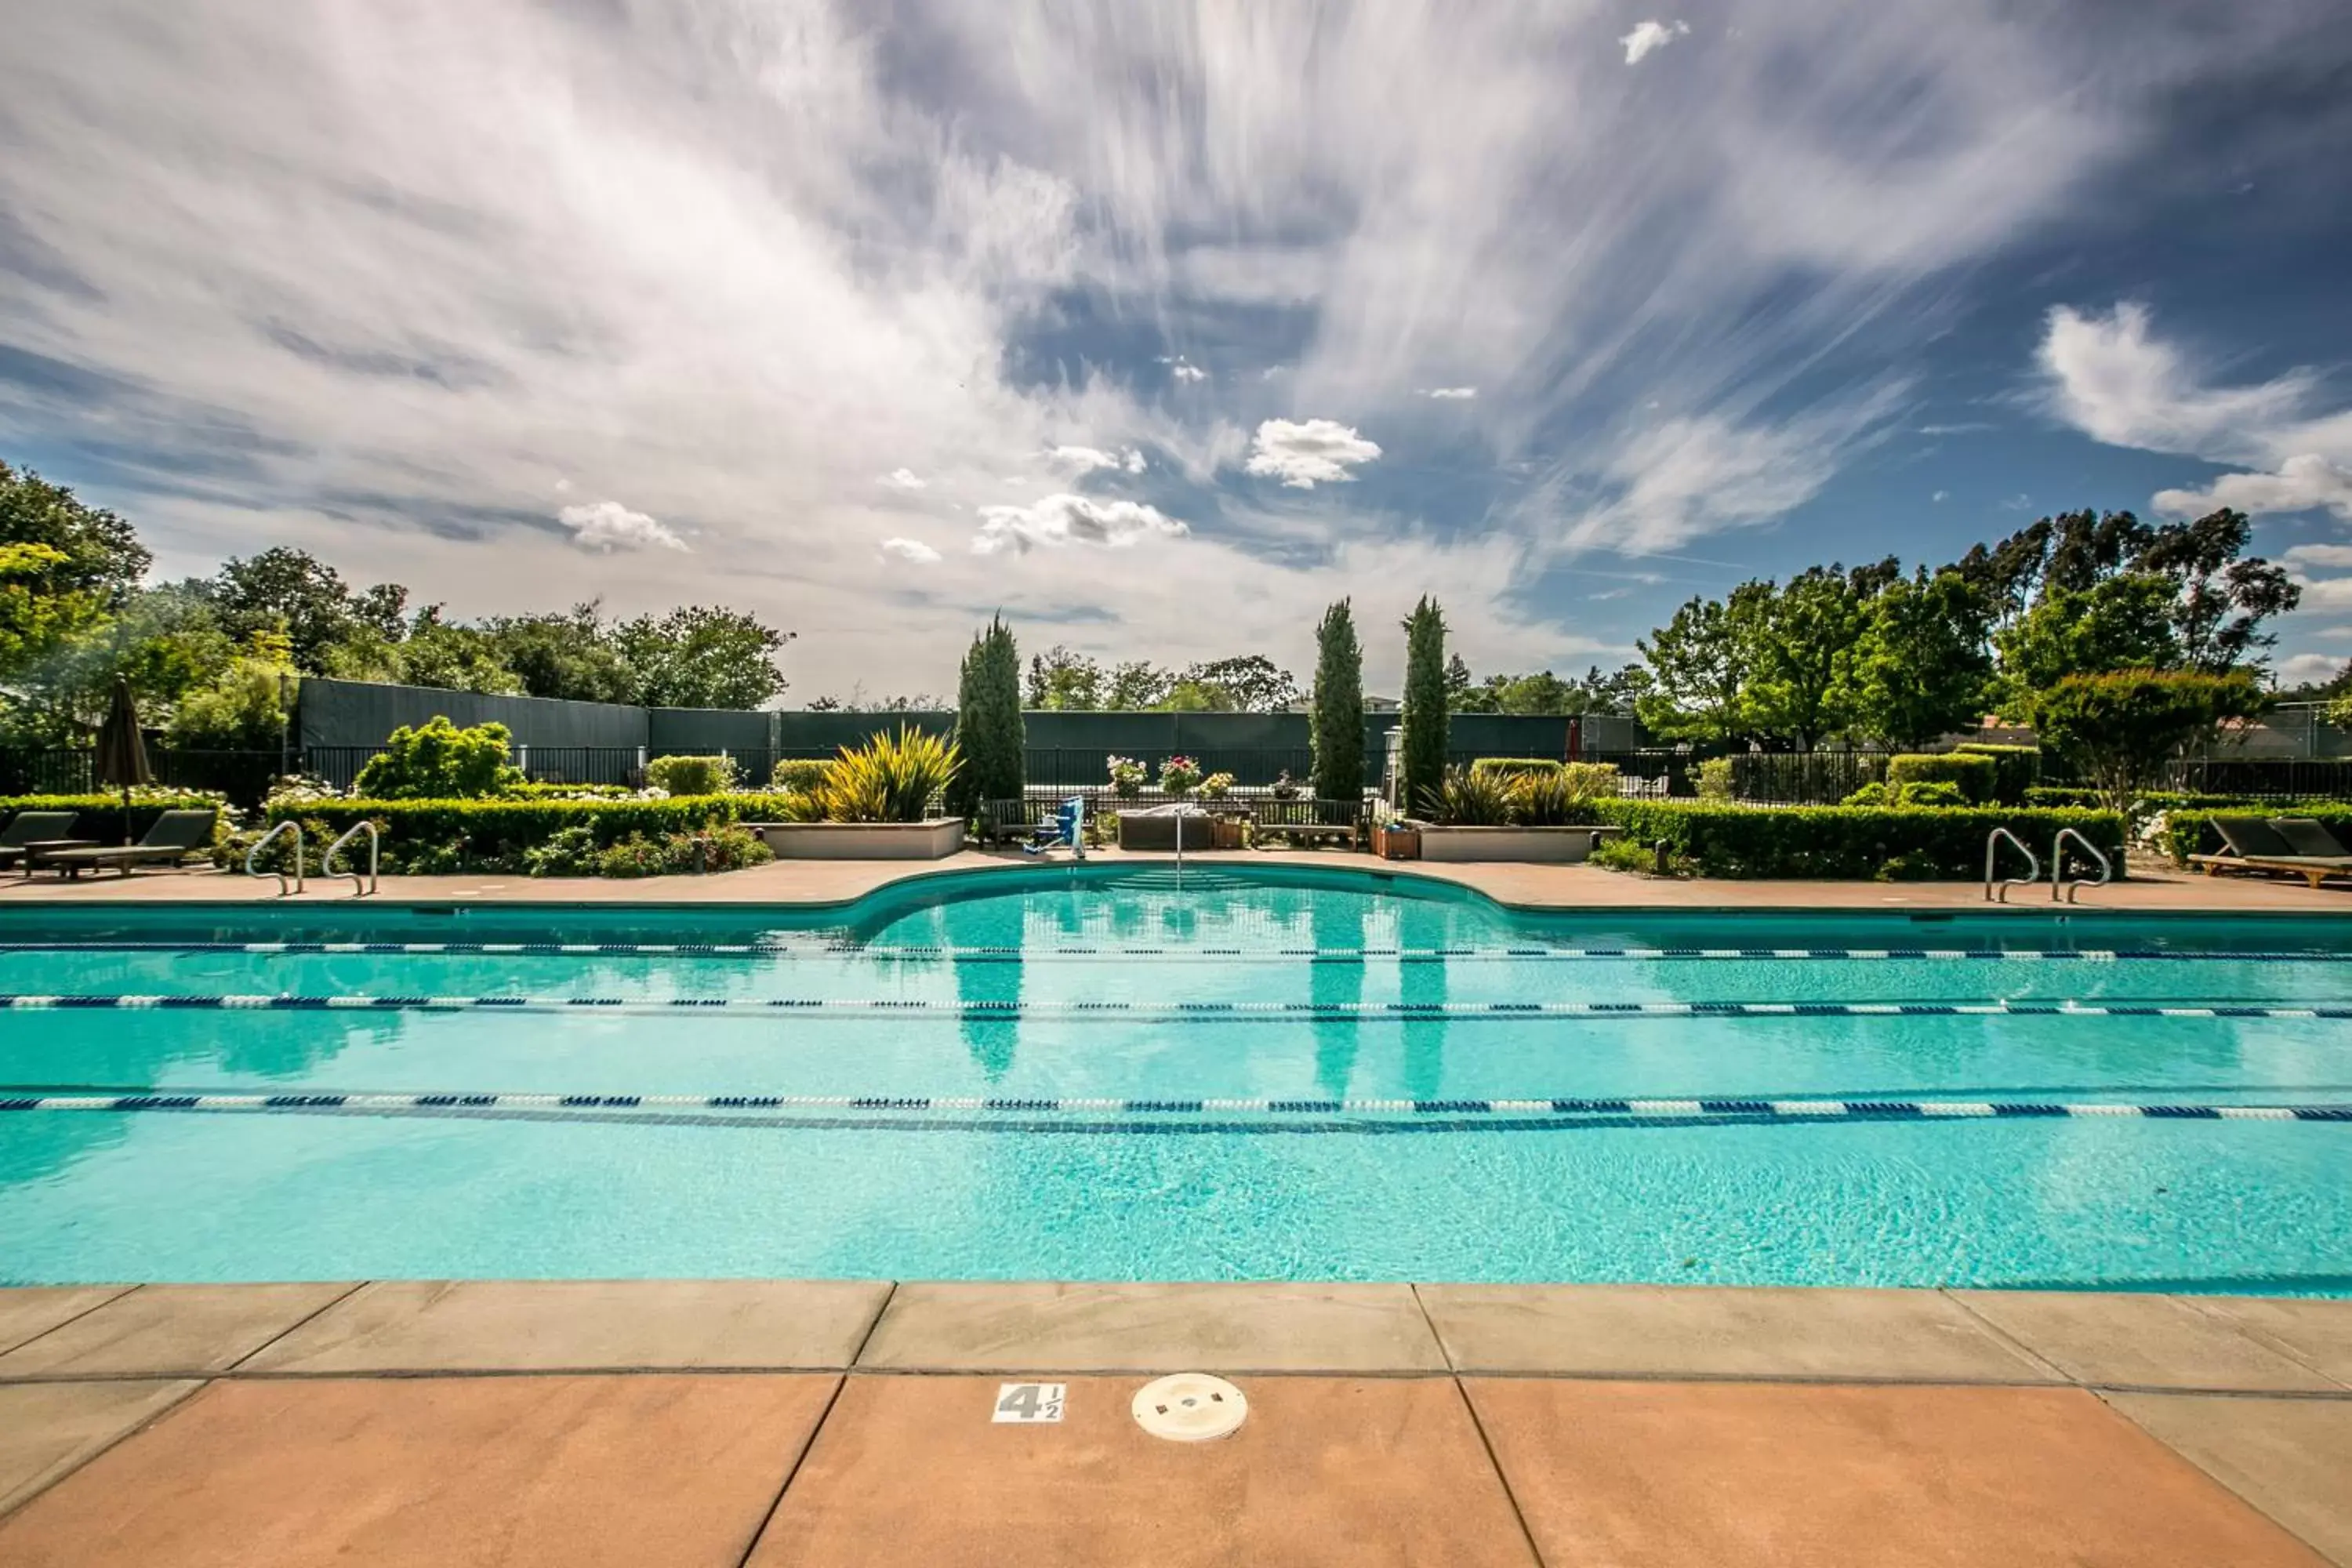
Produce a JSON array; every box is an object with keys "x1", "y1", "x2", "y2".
[{"x1": 3, "y1": 2, "x2": 2351, "y2": 701}]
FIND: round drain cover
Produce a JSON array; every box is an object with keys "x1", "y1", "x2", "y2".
[{"x1": 1131, "y1": 1374, "x2": 1247, "y2": 1442}]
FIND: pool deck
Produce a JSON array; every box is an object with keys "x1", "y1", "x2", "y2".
[
  {"x1": 0, "y1": 1279, "x2": 2345, "y2": 1564},
  {"x1": 2, "y1": 847, "x2": 2346, "y2": 913}
]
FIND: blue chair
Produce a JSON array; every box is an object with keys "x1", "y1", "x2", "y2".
[{"x1": 1022, "y1": 798, "x2": 1087, "y2": 858}]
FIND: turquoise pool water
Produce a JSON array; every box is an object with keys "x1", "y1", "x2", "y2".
[{"x1": 2, "y1": 864, "x2": 2347, "y2": 1291}]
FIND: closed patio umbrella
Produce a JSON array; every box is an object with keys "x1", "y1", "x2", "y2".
[{"x1": 94, "y1": 677, "x2": 151, "y2": 845}]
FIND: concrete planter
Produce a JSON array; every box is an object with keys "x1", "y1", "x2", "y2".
[
  {"x1": 746, "y1": 818, "x2": 966, "y2": 860},
  {"x1": 1404, "y1": 823, "x2": 1616, "y2": 863}
]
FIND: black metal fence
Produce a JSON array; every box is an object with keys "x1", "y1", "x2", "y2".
[
  {"x1": 2158, "y1": 758, "x2": 2352, "y2": 800},
  {"x1": 0, "y1": 747, "x2": 283, "y2": 804}
]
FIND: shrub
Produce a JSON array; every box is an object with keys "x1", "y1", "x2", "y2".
[
  {"x1": 1588, "y1": 835, "x2": 1663, "y2": 873},
  {"x1": 1695, "y1": 757, "x2": 1735, "y2": 800},
  {"x1": 353, "y1": 717, "x2": 523, "y2": 800},
  {"x1": 263, "y1": 795, "x2": 756, "y2": 875},
  {"x1": 1842, "y1": 779, "x2": 1967, "y2": 808},
  {"x1": 1106, "y1": 755, "x2": 1146, "y2": 798},
  {"x1": 1419, "y1": 765, "x2": 1515, "y2": 826},
  {"x1": 168, "y1": 658, "x2": 293, "y2": 750},
  {"x1": 1513, "y1": 764, "x2": 1619, "y2": 826},
  {"x1": 506, "y1": 782, "x2": 630, "y2": 799},
  {"x1": 1198, "y1": 771, "x2": 1235, "y2": 800},
  {"x1": 645, "y1": 754, "x2": 739, "y2": 796},
  {"x1": 1159, "y1": 754, "x2": 1203, "y2": 795},
  {"x1": 1470, "y1": 757, "x2": 1562, "y2": 779},
  {"x1": 1588, "y1": 800, "x2": 2126, "y2": 880},
  {"x1": 2026, "y1": 667, "x2": 2265, "y2": 815},
  {"x1": 0, "y1": 792, "x2": 225, "y2": 849},
  {"x1": 523, "y1": 825, "x2": 601, "y2": 877},
  {"x1": 593, "y1": 823, "x2": 775, "y2": 878},
  {"x1": 1884, "y1": 752, "x2": 1996, "y2": 804},
  {"x1": 809, "y1": 728, "x2": 961, "y2": 822},
  {"x1": 1952, "y1": 743, "x2": 2041, "y2": 805},
  {"x1": 771, "y1": 758, "x2": 833, "y2": 793},
  {"x1": 1557, "y1": 762, "x2": 1622, "y2": 800}
]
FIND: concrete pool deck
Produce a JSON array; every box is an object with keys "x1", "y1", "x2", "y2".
[
  {"x1": 0, "y1": 1280, "x2": 2346, "y2": 1565},
  {"x1": 2, "y1": 846, "x2": 2348, "y2": 913}
]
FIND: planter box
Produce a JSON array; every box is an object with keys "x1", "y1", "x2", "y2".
[
  {"x1": 746, "y1": 818, "x2": 965, "y2": 860},
  {"x1": 1116, "y1": 811, "x2": 1215, "y2": 851},
  {"x1": 1406, "y1": 824, "x2": 1616, "y2": 863},
  {"x1": 1371, "y1": 822, "x2": 1420, "y2": 860}
]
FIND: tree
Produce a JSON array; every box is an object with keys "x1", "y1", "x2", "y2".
[
  {"x1": 1104, "y1": 659, "x2": 1172, "y2": 710},
  {"x1": 1743, "y1": 567, "x2": 1867, "y2": 748},
  {"x1": 612, "y1": 606, "x2": 793, "y2": 709},
  {"x1": 1584, "y1": 663, "x2": 1652, "y2": 717},
  {"x1": 1025, "y1": 646, "x2": 1105, "y2": 710},
  {"x1": 2027, "y1": 668, "x2": 2264, "y2": 815},
  {"x1": 945, "y1": 615, "x2": 1022, "y2": 818},
  {"x1": 1994, "y1": 575, "x2": 2181, "y2": 708},
  {"x1": 1635, "y1": 585, "x2": 1765, "y2": 743},
  {"x1": 1490, "y1": 671, "x2": 1581, "y2": 716},
  {"x1": 0, "y1": 460, "x2": 150, "y2": 602},
  {"x1": 2136, "y1": 508, "x2": 2299, "y2": 671},
  {"x1": 1181, "y1": 655, "x2": 1299, "y2": 712},
  {"x1": 1310, "y1": 599, "x2": 1363, "y2": 802},
  {"x1": 209, "y1": 547, "x2": 406, "y2": 673},
  {"x1": 167, "y1": 653, "x2": 296, "y2": 750},
  {"x1": 488, "y1": 606, "x2": 637, "y2": 703},
  {"x1": 1845, "y1": 568, "x2": 1992, "y2": 747},
  {"x1": 394, "y1": 613, "x2": 525, "y2": 695},
  {"x1": 1444, "y1": 653, "x2": 1475, "y2": 709},
  {"x1": 1398, "y1": 596, "x2": 1449, "y2": 811}
]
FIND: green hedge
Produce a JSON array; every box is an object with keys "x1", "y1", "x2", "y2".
[
  {"x1": 1885, "y1": 752, "x2": 1996, "y2": 804},
  {"x1": 1591, "y1": 800, "x2": 2127, "y2": 880},
  {"x1": 1, "y1": 793, "x2": 227, "y2": 846},
  {"x1": 262, "y1": 794, "x2": 769, "y2": 875},
  {"x1": 1469, "y1": 757, "x2": 1563, "y2": 779},
  {"x1": 1953, "y1": 743, "x2": 2041, "y2": 804},
  {"x1": 2026, "y1": 786, "x2": 2352, "y2": 815},
  {"x1": 2161, "y1": 807, "x2": 2352, "y2": 866}
]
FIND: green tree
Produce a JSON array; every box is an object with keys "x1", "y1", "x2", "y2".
[
  {"x1": 1444, "y1": 653, "x2": 1475, "y2": 709},
  {"x1": 1156, "y1": 678, "x2": 1223, "y2": 711},
  {"x1": 1743, "y1": 567, "x2": 1867, "y2": 748},
  {"x1": 487, "y1": 607, "x2": 637, "y2": 703},
  {"x1": 945, "y1": 615, "x2": 1023, "y2": 818},
  {"x1": 0, "y1": 460, "x2": 150, "y2": 602},
  {"x1": 394, "y1": 613, "x2": 525, "y2": 694},
  {"x1": 1025, "y1": 646, "x2": 1105, "y2": 710},
  {"x1": 1310, "y1": 599, "x2": 1364, "y2": 802},
  {"x1": 209, "y1": 547, "x2": 405, "y2": 673},
  {"x1": 1844, "y1": 568, "x2": 1992, "y2": 747},
  {"x1": 167, "y1": 655, "x2": 296, "y2": 750},
  {"x1": 1398, "y1": 596, "x2": 1449, "y2": 811},
  {"x1": 1180, "y1": 655, "x2": 1299, "y2": 712},
  {"x1": 1104, "y1": 660, "x2": 1172, "y2": 710},
  {"x1": 1994, "y1": 575, "x2": 2181, "y2": 710},
  {"x1": 2027, "y1": 668, "x2": 2264, "y2": 815},
  {"x1": 1635, "y1": 586, "x2": 1765, "y2": 743},
  {"x1": 1490, "y1": 670, "x2": 1581, "y2": 716},
  {"x1": 613, "y1": 606, "x2": 793, "y2": 709},
  {"x1": 1584, "y1": 662, "x2": 1652, "y2": 717}
]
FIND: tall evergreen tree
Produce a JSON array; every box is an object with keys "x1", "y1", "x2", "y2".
[
  {"x1": 1310, "y1": 599, "x2": 1364, "y2": 802},
  {"x1": 1399, "y1": 596, "x2": 1449, "y2": 812},
  {"x1": 945, "y1": 615, "x2": 1024, "y2": 818}
]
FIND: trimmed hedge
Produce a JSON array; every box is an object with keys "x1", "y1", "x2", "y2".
[
  {"x1": 1885, "y1": 752, "x2": 1996, "y2": 804},
  {"x1": 2161, "y1": 807, "x2": 2352, "y2": 866},
  {"x1": 262, "y1": 794, "x2": 767, "y2": 875},
  {"x1": 1953, "y1": 743, "x2": 2040, "y2": 804},
  {"x1": 1590, "y1": 800, "x2": 2127, "y2": 880},
  {"x1": 0, "y1": 793, "x2": 228, "y2": 847},
  {"x1": 1469, "y1": 757, "x2": 1563, "y2": 779}
]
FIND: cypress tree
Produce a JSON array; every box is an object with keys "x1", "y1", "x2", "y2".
[
  {"x1": 946, "y1": 615, "x2": 1025, "y2": 818},
  {"x1": 1310, "y1": 599, "x2": 1364, "y2": 802},
  {"x1": 1399, "y1": 596, "x2": 1449, "y2": 813}
]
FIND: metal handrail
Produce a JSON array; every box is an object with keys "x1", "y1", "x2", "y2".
[
  {"x1": 1984, "y1": 827, "x2": 2040, "y2": 902},
  {"x1": 324, "y1": 820, "x2": 379, "y2": 897},
  {"x1": 2051, "y1": 827, "x2": 2113, "y2": 904},
  {"x1": 246, "y1": 820, "x2": 303, "y2": 896}
]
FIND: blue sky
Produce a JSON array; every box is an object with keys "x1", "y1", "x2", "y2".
[{"x1": 3, "y1": 1, "x2": 2350, "y2": 698}]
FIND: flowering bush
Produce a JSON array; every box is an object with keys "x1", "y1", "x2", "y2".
[
  {"x1": 1106, "y1": 754, "x2": 1147, "y2": 797},
  {"x1": 1198, "y1": 771, "x2": 1235, "y2": 800},
  {"x1": 1158, "y1": 754, "x2": 1202, "y2": 795}
]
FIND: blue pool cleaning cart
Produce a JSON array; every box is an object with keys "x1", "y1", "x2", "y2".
[{"x1": 1022, "y1": 797, "x2": 1087, "y2": 859}]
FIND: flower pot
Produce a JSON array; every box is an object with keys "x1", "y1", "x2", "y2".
[{"x1": 1373, "y1": 822, "x2": 1420, "y2": 860}]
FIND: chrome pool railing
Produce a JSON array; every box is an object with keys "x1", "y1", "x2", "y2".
[
  {"x1": 1984, "y1": 827, "x2": 2039, "y2": 902},
  {"x1": 2051, "y1": 827, "x2": 2112, "y2": 904},
  {"x1": 324, "y1": 820, "x2": 379, "y2": 898},
  {"x1": 246, "y1": 820, "x2": 303, "y2": 897}
]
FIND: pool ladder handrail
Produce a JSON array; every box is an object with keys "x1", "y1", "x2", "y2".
[
  {"x1": 246, "y1": 820, "x2": 303, "y2": 897},
  {"x1": 324, "y1": 820, "x2": 379, "y2": 897},
  {"x1": 2051, "y1": 826, "x2": 2112, "y2": 904},
  {"x1": 1983, "y1": 827, "x2": 2039, "y2": 902}
]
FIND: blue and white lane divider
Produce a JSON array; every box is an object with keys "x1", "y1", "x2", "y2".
[
  {"x1": 7, "y1": 993, "x2": 2352, "y2": 1019},
  {"x1": 1, "y1": 1091, "x2": 2343, "y2": 1121},
  {"x1": 5, "y1": 941, "x2": 2351, "y2": 964}
]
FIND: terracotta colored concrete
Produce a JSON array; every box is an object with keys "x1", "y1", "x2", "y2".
[
  {"x1": 1955, "y1": 1290, "x2": 2344, "y2": 1392},
  {"x1": 1468, "y1": 1378, "x2": 2328, "y2": 1567},
  {"x1": 0, "y1": 1381, "x2": 199, "y2": 1518},
  {"x1": 0, "y1": 1374, "x2": 837, "y2": 1568},
  {"x1": 2105, "y1": 1392, "x2": 2352, "y2": 1565},
  {"x1": 2187, "y1": 1297, "x2": 2352, "y2": 1386},
  {"x1": 858, "y1": 1283, "x2": 1448, "y2": 1373},
  {"x1": 0, "y1": 1287, "x2": 132, "y2": 1357},
  {"x1": 1418, "y1": 1283, "x2": 2060, "y2": 1381},
  {"x1": 0, "y1": 1284, "x2": 357, "y2": 1378},
  {"x1": 2, "y1": 846, "x2": 2343, "y2": 913},
  {"x1": 241, "y1": 1279, "x2": 891, "y2": 1374},
  {"x1": 750, "y1": 1374, "x2": 1535, "y2": 1568}
]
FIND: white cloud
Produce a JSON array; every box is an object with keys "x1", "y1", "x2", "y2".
[
  {"x1": 1620, "y1": 20, "x2": 1690, "y2": 64},
  {"x1": 972, "y1": 493, "x2": 1190, "y2": 554},
  {"x1": 1932, "y1": 489, "x2": 1951, "y2": 502},
  {"x1": 556, "y1": 500, "x2": 688, "y2": 554},
  {"x1": 2290, "y1": 578, "x2": 2352, "y2": 612},
  {"x1": 1045, "y1": 445, "x2": 1146, "y2": 476},
  {"x1": 2277, "y1": 652, "x2": 2344, "y2": 687},
  {"x1": 1243, "y1": 419, "x2": 1383, "y2": 488},
  {"x1": 1418, "y1": 387, "x2": 1478, "y2": 400},
  {"x1": 2158, "y1": 456, "x2": 2352, "y2": 523},
  {"x1": 2284, "y1": 544, "x2": 2352, "y2": 570},
  {"x1": 879, "y1": 536, "x2": 942, "y2": 564},
  {"x1": 878, "y1": 468, "x2": 928, "y2": 492},
  {"x1": 1167, "y1": 358, "x2": 1207, "y2": 384}
]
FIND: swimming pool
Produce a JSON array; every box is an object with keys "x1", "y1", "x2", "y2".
[{"x1": 2, "y1": 864, "x2": 2347, "y2": 1292}]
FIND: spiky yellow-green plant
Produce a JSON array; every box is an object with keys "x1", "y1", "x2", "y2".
[{"x1": 813, "y1": 727, "x2": 964, "y2": 822}]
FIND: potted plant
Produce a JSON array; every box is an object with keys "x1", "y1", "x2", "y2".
[
  {"x1": 1198, "y1": 771, "x2": 1234, "y2": 800},
  {"x1": 1158, "y1": 754, "x2": 1202, "y2": 796},
  {"x1": 1270, "y1": 768, "x2": 1300, "y2": 800},
  {"x1": 1369, "y1": 799, "x2": 1418, "y2": 860},
  {"x1": 1107, "y1": 754, "x2": 1146, "y2": 798}
]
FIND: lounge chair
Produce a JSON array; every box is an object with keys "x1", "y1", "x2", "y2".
[
  {"x1": 2187, "y1": 815, "x2": 2352, "y2": 890},
  {"x1": 29, "y1": 809, "x2": 220, "y2": 879},
  {"x1": 0, "y1": 811, "x2": 80, "y2": 871}
]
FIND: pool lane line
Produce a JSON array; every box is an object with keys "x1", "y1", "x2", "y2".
[
  {"x1": 1, "y1": 1091, "x2": 2344, "y2": 1122},
  {"x1": 8, "y1": 993, "x2": 2352, "y2": 1020},
  {"x1": 7, "y1": 941, "x2": 2352, "y2": 964}
]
